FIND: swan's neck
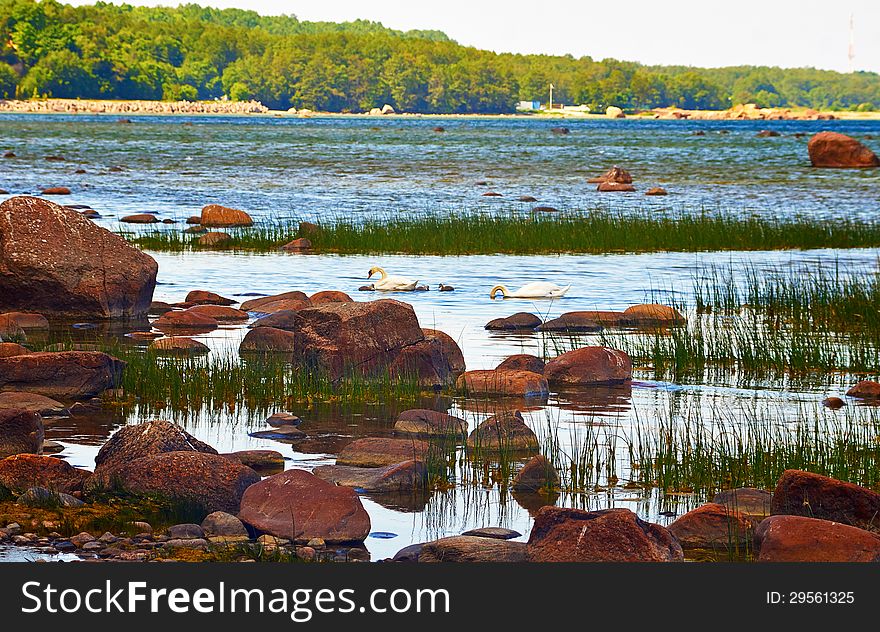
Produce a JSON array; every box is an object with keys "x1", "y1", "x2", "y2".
[
  {"x1": 376, "y1": 267, "x2": 388, "y2": 280},
  {"x1": 490, "y1": 285, "x2": 508, "y2": 298}
]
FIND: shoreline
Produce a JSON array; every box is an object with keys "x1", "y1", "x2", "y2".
[{"x1": 2, "y1": 98, "x2": 880, "y2": 121}]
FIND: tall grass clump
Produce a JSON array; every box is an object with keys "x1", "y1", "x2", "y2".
[{"x1": 123, "y1": 211, "x2": 880, "y2": 255}]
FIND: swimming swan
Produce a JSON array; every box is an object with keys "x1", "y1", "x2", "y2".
[
  {"x1": 489, "y1": 282, "x2": 571, "y2": 299},
  {"x1": 368, "y1": 266, "x2": 419, "y2": 291}
]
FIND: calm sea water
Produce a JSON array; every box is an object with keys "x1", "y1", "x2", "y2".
[{"x1": 2, "y1": 114, "x2": 880, "y2": 561}]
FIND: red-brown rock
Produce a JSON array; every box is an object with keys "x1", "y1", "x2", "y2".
[
  {"x1": 419, "y1": 536, "x2": 527, "y2": 562},
  {"x1": 94, "y1": 419, "x2": 217, "y2": 475},
  {"x1": 755, "y1": 515, "x2": 880, "y2": 562},
  {"x1": 0, "y1": 196, "x2": 158, "y2": 319},
  {"x1": 309, "y1": 290, "x2": 353, "y2": 304},
  {"x1": 668, "y1": 503, "x2": 755, "y2": 549},
  {"x1": 148, "y1": 337, "x2": 210, "y2": 356},
  {"x1": 456, "y1": 369, "x2": 548, "y2": 398},
  {"x1": 120, "y1": 214, "x2": 159, "y2": 224},
  {"x1": 0, "y1": 343, "x2": 28, "y2": 358},
  {"x1": 394, "y1": 409, "x2": 467, "y2": 438},
  {"x1": 587, "y1": 166, "x2": 633, "y2": 184},
  {"x1": 0, "y1": 453, "x2": 90, "y2": 494},
  {"x1": 240, "y1": 292, "x2": 310, "y2": 311},
  {"x1": 484, "y1": 312, "x2": 541, "y2": 331},
  {"x1": 200, "y1": 204, "x2": 254, "y2": 227},
  {"x1": 536, "y1": 312, "x2": 603, "y2": 332},
  {"x1": 467, "y1": 410, "x2": 539, "y2": 452},
  {"x1": 512, "y1": 454, "x2": 559, "y2": 493},
  {"x1": 527, "y1": 507, "x2": 684, "y2": 562},
  {"x1": 771, "y1": 469, "x2": 880, "y2": 531},
  {"x1": 645, "y1": 187, "x2": 668, "y2": 196},
  {"x1": 544, "y1": 346, "x2": 632, "y2": 386},
  {"x1": 623, "y1": 303, "x2": 685, "y2": 325},
  {"x1": 239, "y1": 327, "x2": 296, "y2": 353},
  {"x1": 184, "y1": 290, "x2": 236, "y2": 306},
  {"x1": 0, "y1": 408, "x2": 43, "y2": 458},
  {"x1": 238, "y1": 469, "x2": 370, "y2": 543},
  {"x1": 496, "y1": 354, "x2": 545, "y2": 374},
  {"x1": 186, "y1": 305, "x2": 248, "y2": 322},
  {"x1": 41, "y1": 187, "x2": 71, "y2": 195},
  {"x1": 597, "y1": 182, "x2": 636, "y2": 192},
  {"x1": 95, "y1": 451, "x2": 259, "y2": 514},
  {"x1": 281, "y1": 238, "x2": 312, "y2": 252},
  {"x1": 807, "y1": 132, "x2": 879, "y2": 168},
  {"x1": 197, "y1": 231, "x2": 232, "y2": 246},
  {"x1": 0, "y1": 312, "x2": 49, "y2": 330},
  {"x1": 336, "y1": 437, "x2": 429, "y2": 467},
  {"x1": 846, "y1": 380, "x2": 880, "y2": 399},
  {"x1": 0, "y1": 392, "x2": 68, "y2": 416},
  {"x1": 422, "y1": 329, "x2": 466, "y2": 375},
  {"x1": 153, "y1": 310, "x2": 218, "y2": 332},
  {"x1": 0, "y1": 351, "x2": 125, "y2": 399}
]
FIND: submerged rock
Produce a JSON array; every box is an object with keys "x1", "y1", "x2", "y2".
[
  {"x1": 238, "y1": 469, "x2": 370, "y2": 543},
  {"x1": 393, "y1": 409, "x2": 467, "y2": 438},
  {"x1": 0, "y1": 196, "x2": 157, "y2": 319},
  {"x1": 241, "y1": 291, "x2": 309, "y2": 311},
  {"x1": 511, "y1": 454, "x2": 559, "y2": 493},
  {"x1": 846, "y1": 380, "x2": 880, "y2": 399},
  {"x1": 668, "y1": 503, "x2": 755, "y2": 549},
  {"x1": 184, "y1": 290, "x2": 236, "y2": 306},
  {"x1": 197, "y1": 231, "x2": 232, "y2": 246},
  {"x1": 239, "y1": 327, "x2": 296, "y2": 353},
  {"x1": 149, "y1": 337, "x2": 210, "y2": 356},
  {"x1": 313, "y1": 460, "x2": 427, "y2": 492},
  {"x1": 466, "y1": 411, "x2": 539, "y2": 453},
  {"x1": 153, "y1": 310, "x2": 219, "y2": 332},
  {"x1": 336, "y1": 437, "x2": 428, "y2": 468},
  {"x1": 0, "y1": 392, "x2": 69, "y2": 416},
  {"x1": 536, "y1": 312, "x2": 604, "y2": 332}
]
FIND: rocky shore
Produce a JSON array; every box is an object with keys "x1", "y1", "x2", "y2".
[{"x1": 0, "y1": 99, "x2": 268, "y2": 115}]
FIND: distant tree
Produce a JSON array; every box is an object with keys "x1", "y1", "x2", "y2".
[{"x1": 0, "y1": 63, "x2": 18, "y2": 97}]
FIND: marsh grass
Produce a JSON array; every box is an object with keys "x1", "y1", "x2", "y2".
[{"x1": 122, "y1": 211, "x2": 880, "y2": 255}]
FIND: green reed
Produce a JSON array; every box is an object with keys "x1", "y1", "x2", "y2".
[{"x1": 121, "y1": 211, "x2": 880, "y2": 255}]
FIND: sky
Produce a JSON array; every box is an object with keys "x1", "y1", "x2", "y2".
[{"x1": 67, "y1": 0, "x2": 880, "y2": 73}]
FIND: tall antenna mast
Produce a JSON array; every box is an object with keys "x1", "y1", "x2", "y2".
[{"x1": 848, "y1": 13, "x2": 855, "y2": 73}]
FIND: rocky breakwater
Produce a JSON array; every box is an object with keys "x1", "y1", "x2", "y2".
[
  {"x1": 0, "y1": 196, "x2": 158, "y2": 319},
  {"x1": 240, "y1": 298, "x2": 465, "y2": 387}
]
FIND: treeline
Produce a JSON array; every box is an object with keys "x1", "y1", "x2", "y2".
[{"x1": 1, "y1": 0, "x2": 878, "y2": 113}]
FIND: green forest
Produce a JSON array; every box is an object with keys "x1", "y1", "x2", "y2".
[{"x1": 1, "y1": 0, "x2": 879, "y2": 113}]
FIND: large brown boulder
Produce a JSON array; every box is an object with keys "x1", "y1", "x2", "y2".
[
  {"x1": 544, "y1": 347, "x2": 632, "y2": 386},
  {"x1": 309, "y1": 290, "x2": 353, "y2": 304},
  {"x1": 336, "y1": 437, "x2": 428, "y2": 468},
  {"x1": 755, "y1": 515, "x2": 880, "y2": 562},
  {"x1": 393, "y1": 409, "x2": 467, "y2": 438},
  {"x1": 184, "y1": 290, "x2": 236, "y2": 306},
  {"x1": 456, "y1": 369, "x2": 549, "y2": 398},
  {"x1": 771, "y1": 469, "x2": 880, "y2": 531},
  {"x1": 249, "y1": 310, "x2": 300, "y2": 331},
  {"x1": 0, "y1": 196, "x2": 158, "y2": 318},
  {"x1": 419, "y1": 536, "x2": 527, "y2": 562},
  {"x1": 466, "y1": 410, "x2": 539, "y2": 453},
  {"x1": 807, "y1": 132, "x2": 879, "y2": 168},
  {"x1": 94, "y1": 451, "x2": 259, "y2": 514},
  {"x1": 94, "y1": 419, "x2": 217, "y2": 475},
  {"x1": 421, "y1": 329, "x2": 466, "y2": 375},
  {"x1": 0, "y1": 351, "x2": 125, "y2": 399},
  {"x1": 237, "y1": 469, "x2": 370, "y2": 543},
  {"x1": 0, "y1": 409, "x2": 43, "y2": 458},
  {"x1": 200, "y1": 203, "x2": 254, "y2": 227},
  {"x1": 186, "y1": 305, "x2": 248, "y2": 322},
  {"x1": 0, "y1": 453, "x2": 89, "y2": 494},
  {"x1": 536, "y1": 313, "x2": 603, "y2": 332},
  {"x1": 713, "y1": 487, "x2": 773, "y2": 520},
  {"x1": 527, "y1": 507, "x2": 684, "y2": 562},
  {"x1": 668, "y1": 503, "x2": 755, "y2": 549},
  {"x1": 153, "y1": 310, "x2": 218, "y2": 332},
  {"x1": 587, "y1": 165, "x2": 632, "y2": 184},
  {"x1": 293, "y1": 299, "x2": 425, "y2": 379},
  {"x1": 388, "y1": 337, "x2": 454, "y2": 388}
]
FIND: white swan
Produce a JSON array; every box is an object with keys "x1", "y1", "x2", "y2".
[
  {"x1": 368, "y1": 266, "x2": 419, "y2": 291},
  {"x1": 490, "y1": 282, "x2": 571, "y2": 299}
]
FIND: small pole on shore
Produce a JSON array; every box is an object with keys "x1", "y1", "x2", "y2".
[{"x1": 549, "y1": 83, "x2": 554, "y2": 110}]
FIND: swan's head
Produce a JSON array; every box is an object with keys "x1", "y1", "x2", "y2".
[
  {"x1": 367, "y1": 266, "x2": 386, "y2": 280},
  {"x1": 489, "y1": 285, "x2": 507, "y2": 299}
]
